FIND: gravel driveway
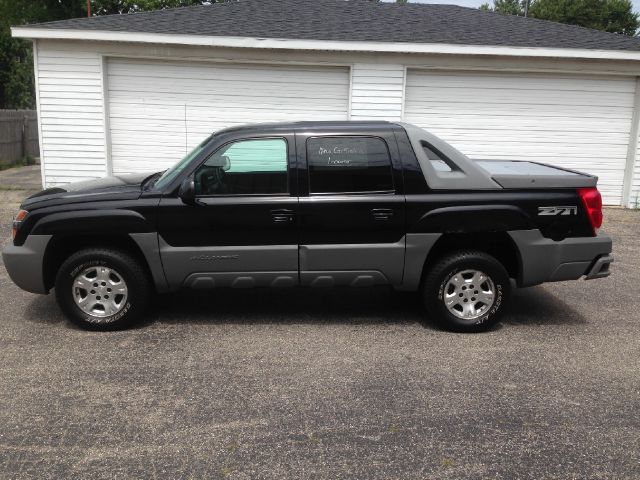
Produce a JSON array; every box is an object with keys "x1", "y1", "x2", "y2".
[{"x1": 0, "y1": 185, "x2": 638, "y2": 479}]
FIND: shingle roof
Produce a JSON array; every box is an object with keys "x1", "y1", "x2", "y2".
[{"x1": 22, "y1": 0, "x2": 640, "y2": 52}]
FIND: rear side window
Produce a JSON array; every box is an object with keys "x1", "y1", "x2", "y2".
[
  {"x1": 421, "y1": 141, "x2": 458, "y2": 173},
  {"x1": 195, "y1": 138, "x2": 288, "y2": 195},
  {"x1": 306, "y1": 136, "x2": 394, "y2": 194}
]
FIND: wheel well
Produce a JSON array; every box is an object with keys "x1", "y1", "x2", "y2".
[
  {"x1": 43, "y1": 234, "x2": 152, "y2": 292},
  {"x1": 422, "y1": 232, "x2": 520, "y2": 281}
]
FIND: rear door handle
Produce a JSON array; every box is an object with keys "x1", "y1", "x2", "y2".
[
  {"x1": 271, "y1": 208, "x2": 295, "y2": 224},
  {"x1": 371, "y1": 208, "x2": 394, "y2": 222}
]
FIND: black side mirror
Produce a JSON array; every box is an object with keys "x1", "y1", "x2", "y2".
[{"x1": 178, "y1": 177, "x2": 197, "y2": 205}]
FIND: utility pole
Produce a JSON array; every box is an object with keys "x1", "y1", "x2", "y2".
[{"x1": 87, "y1": 0, "x2": 91, "y2": 17}]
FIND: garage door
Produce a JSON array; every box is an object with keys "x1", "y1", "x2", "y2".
[
  {"x1": 404, "y1": 70, "x2": 636, "y2": 205},
  {"x1": 106, "y1": 58, "x2": 350, "y2": 175}
]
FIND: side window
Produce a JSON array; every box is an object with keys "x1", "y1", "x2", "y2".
[
  {"x1": 421, "y1": 141, "x2": 458, "y2": 173},
  {"x1": 306, "y1": 136, "x2": 394, "y2": 194},
  {"x1": 195, "y1": 138, "x2": 288, "y2": 195}
]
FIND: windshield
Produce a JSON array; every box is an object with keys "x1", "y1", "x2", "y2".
[{"x1": 154, "y1": 136, "x2": 212, "y2": 190}]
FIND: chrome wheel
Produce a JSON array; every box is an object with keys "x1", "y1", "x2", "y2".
[
  {"x1": 443, "y1": 269, "x2": 495, "y2": 320},
  {"x1": 72, "y1": 266, "x2": 128, "y2": 319}
]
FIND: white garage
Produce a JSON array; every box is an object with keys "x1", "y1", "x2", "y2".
[
  {"x1": 404, "y1": 70, "x2": 636, "y2": 205},
  {"x1": 12, "y1": 0, "x2": 640, "y2": 207},
  {"x1": 106, "y1": 58, "x2": 350, "y2": 174}
]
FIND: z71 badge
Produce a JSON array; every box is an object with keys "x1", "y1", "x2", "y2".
[{"x1": 538, "y1": 206, "x2": 577, "y2": 216}]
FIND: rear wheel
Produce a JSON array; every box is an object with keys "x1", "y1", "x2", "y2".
[
  {"x1": 422, "y1": 251, "x2": 510, "y2": 332},
  {"x1": 55, "y1": 248, "x2": 151, "y2": 330}
]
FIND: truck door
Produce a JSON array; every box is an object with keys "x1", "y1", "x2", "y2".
[
  {"x1": 296, "y1": 129, "x2": 405, "y2": 287},
  {"x1": 156, "y1": 134, "x2": 300, "y2": 290}
]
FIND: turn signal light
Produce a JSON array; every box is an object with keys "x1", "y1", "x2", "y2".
[
  {"x1": 577, "y1": 187, "x2": 603, "y2": 234},
  {"x1": 12, "y1": 209, "x2": 28, "y2": 240}
]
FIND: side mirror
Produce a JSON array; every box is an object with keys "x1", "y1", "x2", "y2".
[{"x1": 178, "y1": 177, "x2": 197, "y2": 205}]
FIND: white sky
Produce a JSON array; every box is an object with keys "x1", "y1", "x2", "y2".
[{"x1": 390, "y1": 0, "x2": 640, "y2": 13}]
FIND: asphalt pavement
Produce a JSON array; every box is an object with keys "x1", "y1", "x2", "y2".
[{"x1": 0, "y1": 179, "x2": 638, "y2": 479}]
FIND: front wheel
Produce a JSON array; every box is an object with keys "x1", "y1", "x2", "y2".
[
  {"x1": 55, "y1": 248, "x2": 151, "y2": 330},
  {"x1": 422, "y1": 251, "x2": 511, "y2": 332}
]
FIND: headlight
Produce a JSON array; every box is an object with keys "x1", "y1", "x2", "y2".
[{"x1": 12, "y1": 209, "x2": 28, "y2": 240}]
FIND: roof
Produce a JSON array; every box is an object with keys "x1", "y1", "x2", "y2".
[{"x1": 13, "y1": 0, "x2": 640, "y2": 53}]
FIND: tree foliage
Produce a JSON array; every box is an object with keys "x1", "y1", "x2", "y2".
[
  {"x1": 91, "y1": 0, "x2": 207, "y2": 16},
  {"x1": 0, "y1": 0, "x2": 86, "y2": 109},
  {"x1": 480, "y1": 0, "x2": 524, "y2": 15},
  {"x1": 480, "y1": 0, "x2": 639, "y2": 36}
]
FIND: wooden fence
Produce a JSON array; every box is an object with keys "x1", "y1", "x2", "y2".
[{"x1": 0, "y1": 110, "x2": 39, "y2": 167}]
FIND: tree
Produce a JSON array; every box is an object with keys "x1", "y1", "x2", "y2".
[
  {"x1": 91, "y1": 0, "x2": 207, "y2": 16},
  {"x1": 529, "y1": 0, "x2": 639, "y2": 35},
  {"x1": 480, "y1": 0, "x2": 525, "y2": 15},
  {"x1": 480, "y1": 0, "x2": 639, "y2": 36},
  {"x1": 0, "y1": 0, "x2": 86, "y2": 109}
]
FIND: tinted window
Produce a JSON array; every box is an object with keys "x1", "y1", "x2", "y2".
[
  {"x1": 307, "y1": 136, "x2": 393, "y2": 193},
  {"x1": 195, "y1": 138, "x2": 288, "y2": 195}
]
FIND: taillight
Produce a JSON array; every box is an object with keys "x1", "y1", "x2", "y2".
[
  {"x1": 577, "y1": 187, "x2": 602, "y2": 234},
  {"x1": 12, "y1": 209, "x2": 28, "y2": 240}
]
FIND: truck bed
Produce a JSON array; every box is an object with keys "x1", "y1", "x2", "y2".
[{"x1": 474, "y1": 160, "x2": 598, "y2": 189}]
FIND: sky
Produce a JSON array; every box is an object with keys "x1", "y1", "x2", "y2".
[{"x1": 392, "y1": 0, "x2": 640, "y2": 13}]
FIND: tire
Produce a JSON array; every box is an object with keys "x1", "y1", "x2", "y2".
[
  {"x1": 422, "y1": 251, "x2": 511, "y2": 333},
  {"x1": 55, "y1": 248, "x2": 151, "y2": 330}
]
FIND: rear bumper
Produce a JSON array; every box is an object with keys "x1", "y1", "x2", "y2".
[
  {"x1": 508, "y1": 230, "x2": 613, "y2": 287},
  {"x1": 2, "y1": 235, "x2": 51, "y2": 294},
  {"x1": 584, "y1": 254, "x2": 614, "y2": 280}
]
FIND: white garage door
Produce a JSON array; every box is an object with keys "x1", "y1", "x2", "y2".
[
  {"x1": 404, "y1": 70, "x2": 636, "y2": 205},
  {"x1": 107, "y1": 58, "x2": 350, "y2": 175}
]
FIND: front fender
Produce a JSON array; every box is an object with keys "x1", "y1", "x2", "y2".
[{"x1": 30, "y1": 209, "x2": 153, "y2": 236}]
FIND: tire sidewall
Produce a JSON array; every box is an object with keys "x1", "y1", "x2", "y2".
[
  {"x1": 426, "y1": 255, "x2": 510, "y2": 331},
  {"x1": 56, "y1": 251, "x2": 143, "y2": 329}
]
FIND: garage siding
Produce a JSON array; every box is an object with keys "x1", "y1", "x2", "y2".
[
  {"x1": 106, "y1": 58, "x2": 350, "y2": 174},
  {"x1": 35, "y1": 42, "x2": 107, "y2": 186},
  {"x1": 350, "y1": 64, "x2": 404, "y2": 120},
  {"x1": 404, "y1": 70, "x2": 636, "y2": 205},
  {"x1": 631, "y1": 138, "x2": 640, "y2": 208}
]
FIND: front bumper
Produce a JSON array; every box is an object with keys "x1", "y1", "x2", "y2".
[
  {"x1": 508, "y1": 230, "x2": 613, "y2": 287},
  {"x1": 2, "y1": 235, "x2": 52, "y2": 294}
]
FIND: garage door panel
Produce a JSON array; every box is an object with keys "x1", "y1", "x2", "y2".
[
  {"x1": 405, "y1": 70, "x2": 634, "y2": 205},
  {"x1": 107, "y1": 58, "x2": 349, "y2": 175},
  {"x1": 406, "y1": 73, "x2": 636, "y2": 93}
]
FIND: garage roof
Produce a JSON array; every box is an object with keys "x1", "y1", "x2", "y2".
[{"x1": 13, "y1": 0, "x2": 640, "y2": 54}]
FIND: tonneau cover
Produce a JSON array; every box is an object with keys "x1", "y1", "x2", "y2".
[{"x1": 475, "y1": 160, "x2": 598, "y2": 189}]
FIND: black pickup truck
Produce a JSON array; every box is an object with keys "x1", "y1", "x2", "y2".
[{"x1": 3, "y1": 121, "x2": 613, "y2": 332}]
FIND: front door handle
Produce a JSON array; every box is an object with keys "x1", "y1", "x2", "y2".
[
  {"x1": 271, "y1": 209, "x2": 295, "y2": 224},
  {"x1": 371, "y1": 208, "x2": 394, "y2": 222}
]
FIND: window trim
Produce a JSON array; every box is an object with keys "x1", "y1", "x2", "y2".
[
  {"x1": 194, "y1": 136, "x2": 290, "y2": 198},
  {"x1": 305, "y1": 135, "x2": 395, "y2": 196}
]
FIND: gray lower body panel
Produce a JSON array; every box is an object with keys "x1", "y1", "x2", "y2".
[
  {"x1": 130, "y1": 233, "x2": 170, "y2": 292},
  {"x1": 2, "y1": 235, "x2": 52, "y2": 294},
  {"x1": 160, "y1": 235, "x2": 442, "y2": 292},
  {"x1": 397, "y1": 233, "x2": 442, "y2": 291},
  {"x1": 509, "y1": 230, "x2": 613, "y2": 287},
  {"x1": 159, "y1": 237, "x2": 298, "y2": 290},
  {"x1": 184, "y1": 271, "x2": 298, "y2": 289},
  {"x1": 299, "y1": 241, "x2": 406, "y2": 286}
]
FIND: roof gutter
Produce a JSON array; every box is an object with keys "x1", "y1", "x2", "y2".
[{"x1": 12, "y1": 26, "x2": 640, "y2": 61}]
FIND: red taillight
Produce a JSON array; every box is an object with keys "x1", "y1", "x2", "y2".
[{"x1": 577, "y1": 187, "x2": 603, "y2": 233}]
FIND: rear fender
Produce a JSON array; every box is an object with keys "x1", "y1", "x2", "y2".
[{"x1": 413, "y1": 205, "x2": 534, "y2": 233}]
